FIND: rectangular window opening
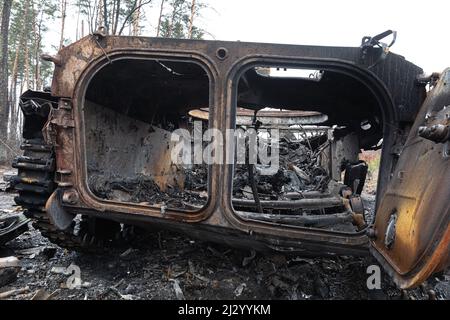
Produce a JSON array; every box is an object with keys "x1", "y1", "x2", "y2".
[
  {"x1": 83, "y1": 59, "x2": 210, "y2": 212},
  {"x1": 232, "y1": 65, "x2": 384, "y2": 233}
]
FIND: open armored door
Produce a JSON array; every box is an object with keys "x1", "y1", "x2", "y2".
[{"x1": 370, "y1": 69, "x2": 450, "y2": 289}]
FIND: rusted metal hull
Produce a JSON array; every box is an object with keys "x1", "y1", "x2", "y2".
[
  {"x1": 14, "y1": 34, "x2": 449, "y2": 288},
  {"x1": 370, "y1": 69, "x2": 450, "y2": 288},
  {"x1": 44, "y1": 36, "x2": 424, "y2": 250}
]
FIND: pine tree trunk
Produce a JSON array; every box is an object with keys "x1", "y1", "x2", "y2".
[
  {"x1": 111, "y1": 1, "x2": 116, "y2": 34},
  {"x1": 9, "y1": 45, "x2": 20, "y2": 107},
  {"x1": 9, "y1": 0, "x2": 29, "y2": 140},
  {"x1": 132, "y1": 0, "x2": 142, "y2": 36},
  {"x1": 24, "y1": 43, "x2": 30, "y2": 91},
  {"x1": 156, "y1": 0, "x2": 165, "y2": 37},
  {"x1": 76, "y1": 5, "x2": 80, "y2": 40},
  {"x1": 59, "y1": 0, "x2": 67, "y2": 50},
  {"x1": 188, "y1": 0, "x2": 196, "y2": 39},
  {"x1": 97, "y1": 0, "x2": 104, "y2": 28},
  {"x1": 9, "y1": 43, "x2": 21, "y2": 137},
  {"x1": 113, "y1": 0, "x2": 121, "y2": 35},
  {"x1": 12, "y1": 75, "x2": 24, "y2": 139},
  {"x1": 168, "y1": 7, "x2": 176, "y2": 38},
  {"x1": 0, "y1": 0, "x2": 12, "y2": 143},
  {"x1": 33, "y1": 4, "x2": 41, "y2": 90},
  {"x1": 103, "y1": 0, "x2": 108, "y2": 32}
]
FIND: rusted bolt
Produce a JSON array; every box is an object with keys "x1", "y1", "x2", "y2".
[
  {"x1": 62, "y1": 189, "x2": 79, "y2": 205},
  {"x1": 41, "y1": 54, "x2": 62, "y2": 66},
  {"x1": 444, "y1": 141, "x2": 450, "y2": 158},
  {"x1": 419, "y1": 124, "x2": 450, "y2": 143},
  {"x1": 61, "y1": 100, "x2": 71, "y2": 109},
  {"x1": 216, "y1": 47, "x2": 228, "y2": 60}
]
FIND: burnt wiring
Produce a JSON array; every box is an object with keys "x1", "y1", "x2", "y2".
[{"x1": 156, "y1": 60, "x2": 184, "y2": 76}]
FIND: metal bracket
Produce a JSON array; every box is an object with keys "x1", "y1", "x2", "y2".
[
  {"x1": 92, "y1": 26, "x2": 112, "y2": 65},
  {"x1": 360, "y1": 30, "x2": 397, "y2": 68},
  {"x1": 93, "y1": 26, "x2": 107, "y2": 38},
  {"x1": 416, "y1": 72, "x2": 440, "y2": 87},
  {"x1": 45, "y1": 189, "x2": 76, "y2": 231},
  {"x1": 418, "y1": 124, "x2": 450, "y2": 143}
]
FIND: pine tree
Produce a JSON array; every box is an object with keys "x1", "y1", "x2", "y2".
[
  {"x1": 8, "y1": 0, "x2": 31, "y2": 140},
  {"x1": 59, "y1": 0, "x2": 67, "y2": 50},
  {"x1": 0, "y1": 0, "x2": 12, "y2": 145},
  {"x1": 0, "y1": 0, "x2": 211, "y2": 156},
  {"x1": 5, "y1": 0, "x2": 58, "y2": 143},
  {"x1": 156, "y1": 0, "x2": 165, "y2": 36},
  {"x1": 159, "y1": 0, "x2": 206, "y2": 39}
]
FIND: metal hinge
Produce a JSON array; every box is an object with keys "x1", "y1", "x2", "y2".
[{"x1": 43, "y1": 100, "x2": 74, "y2": 146}]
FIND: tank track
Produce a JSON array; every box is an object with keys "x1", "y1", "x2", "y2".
[{"x1": 12, "y1": 138, "x2": 128, "y2": 252}]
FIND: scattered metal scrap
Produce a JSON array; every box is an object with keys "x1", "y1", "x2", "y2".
[
  {"x1": 0, "y1": 256, "x2": 20, "y2": 288},
  {"x1": 1, "y1": 171, "x2": 30, "y2": 246},
  {"x1": 232, "y1": 119, "x2": 366, "y2": 231},
  {"x1": 0, "y1": 214, "x2": 30, "y2": 246}
]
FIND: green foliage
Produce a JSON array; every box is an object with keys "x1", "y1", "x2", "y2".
[
  {"x1": 159, "y1": 0, "x2": 206, "y2": 39},
  {"x1": 8, "y1": 0, "x2": 59, "y2": 89},
  {"x1": 360, "y1": 150, "x2": 381, "y2": 177},
  {"x1": 7, "y1": 0, "x2": 210, "y2": 93},
  {"x1": 2, "y1": 0, "x2": 211, "y2": 143},
  {"x1": 75, "y1": 0, "x2": 150, "y2": 35}
]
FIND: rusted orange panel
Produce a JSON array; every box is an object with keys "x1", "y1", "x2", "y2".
[{"x1": 371, "y1": 70, "x2": 450, "y2": 288}]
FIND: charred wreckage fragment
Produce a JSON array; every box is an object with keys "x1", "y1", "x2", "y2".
[{"x1": 7, "y1": 30, "x2": 450, "y2": 289}]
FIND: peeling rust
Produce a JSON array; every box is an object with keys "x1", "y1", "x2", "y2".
[{"x1": 12, "y1": 35, "x2": 449, "y2": 289}]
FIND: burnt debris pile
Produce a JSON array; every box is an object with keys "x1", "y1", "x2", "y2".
[
  {"x1": 231, "y1": 127, "x2": 365, "y2": 232},
  {"x1": 89, "y1": 171, "x2": 208, "y2": 210},
  {"x1": 233, "y1": 133, "x2": 331, "y2": 203}
]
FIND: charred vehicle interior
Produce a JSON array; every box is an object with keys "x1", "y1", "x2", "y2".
[
  {"x1": 83, "y1": 60, "x2": 383, "y2": 233},
  {"x1": 10, "y1": 31, "x2": 449, "y2": 289},
  {"x1": 231, "y1": 65, "x2": 383, "y2": 233},
  {"x1": 83, "y1": 60, "x2": 379, "y2": 232},
  {"x1": 84, "y1": 59, "x2": 210, "y2": 211}
]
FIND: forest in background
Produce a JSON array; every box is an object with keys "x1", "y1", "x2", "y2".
[{"x1": 0, "y1": 0, "x2": 211, "y2": 163}]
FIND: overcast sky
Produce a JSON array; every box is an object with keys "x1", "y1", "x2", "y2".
[{"x1": 55, "y1": 0, "x2": 449, "y2": 73}]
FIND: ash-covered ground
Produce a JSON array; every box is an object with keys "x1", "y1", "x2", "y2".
[{"x1": 0, "y1": 167, "x2": 449, "y2": 300}]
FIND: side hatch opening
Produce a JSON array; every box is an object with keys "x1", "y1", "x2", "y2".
[
  {"x1": 83, "y1": 58, "x2": 210, "y2": 212},
  {"x1": 231, "y1": 65, "x2": 385, "y2": 233}
]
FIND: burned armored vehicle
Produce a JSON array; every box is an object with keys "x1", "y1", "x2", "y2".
[{"x1": 11, "y1": 30, "x2": 449, "y2": 289}]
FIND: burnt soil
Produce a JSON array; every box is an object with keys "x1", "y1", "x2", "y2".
[{"x1": 1, "y1": 169, "x2": 449, "y2": 300}]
